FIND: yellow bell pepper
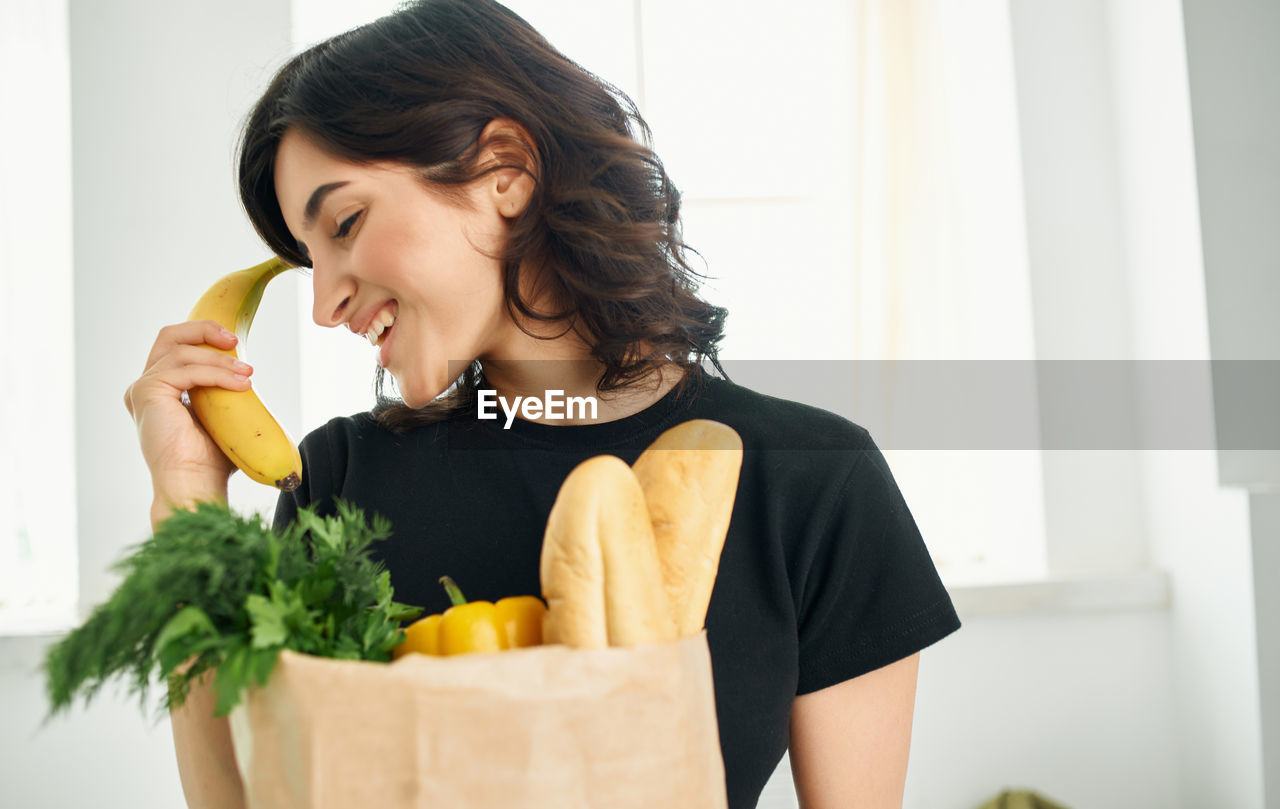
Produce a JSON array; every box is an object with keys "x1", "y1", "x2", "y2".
[{"x1": 392, "y1": 576, "x2": 545, "y2": 659}]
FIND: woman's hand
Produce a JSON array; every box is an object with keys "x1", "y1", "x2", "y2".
[{"x1": 123, "y1": 320, "x2": 254, "y2": 526}]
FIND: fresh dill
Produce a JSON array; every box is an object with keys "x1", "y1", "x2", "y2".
[{"x1": 42, "y1": 499, "x2": 423, "y2": 722}]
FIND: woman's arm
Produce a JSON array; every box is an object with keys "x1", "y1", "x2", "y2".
[
  {"x1": 788, "y1": 652, "x2": 921, "y2": 809},
  {"x1": 170, "y1": 667, "x2": 246, "y2": 809},
  {"x1": 124, "y1": 320, "x2": 254, "y2": 808}
]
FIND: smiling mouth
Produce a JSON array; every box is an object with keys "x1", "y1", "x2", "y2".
[{"x1": 365, "y1": 304, "x2": 397, "y2": 347}]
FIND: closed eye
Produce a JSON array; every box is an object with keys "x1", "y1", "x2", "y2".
[{"x1": 333, "y1": 210, "x2": 362, "y2": 240}]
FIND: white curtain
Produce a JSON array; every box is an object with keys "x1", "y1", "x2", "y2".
[
  {"x1": 851, "y1": 0, "x2": 1047, "y2": 583},
  {"x1": 0, "y1": 0, "x2": 78, "y2": 629}
]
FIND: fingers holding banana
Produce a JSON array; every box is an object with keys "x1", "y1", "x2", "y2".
[
  {"x1": 141, "y1": 320, "x2": 244, "y2": 375},
  {"x1": 125, "y1": 321, "x2": 252, "y2": 417},
  {"x1": 124, "y1": 321, "x2": 258, "y2": 488},
  {"x1": 539, "y1": 419, "x2": 744, "y2": 649},
  {"x1": 138, "y1": 331, "x2": 255, "y2": 396}
]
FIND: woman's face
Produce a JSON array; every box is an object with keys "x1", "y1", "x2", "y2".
[{"x1": 273, "y1": 127, "x2": 533, "y2": 407}]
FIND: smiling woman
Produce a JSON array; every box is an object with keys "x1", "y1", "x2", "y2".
[
  {"x1": 127, "y1": 2, "x2": 961, "y2": 808},
  {"x1": 268, "y1": 123, "x2": 556, "y2": 409}
]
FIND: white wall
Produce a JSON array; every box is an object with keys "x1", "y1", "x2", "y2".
[
  {"x1": 0, "y1": 0, "x2": 297, "y2": 806},
  {"x1": 909, "y1": 608, "x2": 1180, "y2": 809},
  {"x1": 1178, "y1": 0, "x2": 1280, "y2": 804},
  {"x1": 1006, "y1": 0, "x2": 1151, "y2": 591},
  {"x1": 1114, "y1": 0, "x2": 1267, "y2": 806}
]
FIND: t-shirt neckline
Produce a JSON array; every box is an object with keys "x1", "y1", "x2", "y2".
[{"x1": 468, "y1": 368, "x2": 711, "y2": 450}]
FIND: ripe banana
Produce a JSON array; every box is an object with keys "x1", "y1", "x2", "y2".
[{"x1": 187, "y1": 256, "x2": 302, "y2": 491}]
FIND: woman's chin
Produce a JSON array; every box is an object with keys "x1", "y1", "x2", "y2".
[
  {"x1": 397, "y1": 376, "x2": 449, "y2": 409},
  {"x1": 398, "y1": 387, "x2": 431, "y2": 409}
]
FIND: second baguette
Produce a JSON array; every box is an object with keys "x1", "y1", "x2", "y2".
[{"x1": 632, "y1": 420, "x2": 743, "y2": 638}]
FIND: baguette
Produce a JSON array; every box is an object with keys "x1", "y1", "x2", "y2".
[
  {"x1": 632, "y1": 420, "x2": 743, "y2": 638},
  {"x1": 540, "y1": 455, "x2": 678, "y2": 648}
]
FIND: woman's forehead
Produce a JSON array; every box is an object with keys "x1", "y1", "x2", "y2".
[
  {"x1": 274, "y1": 130, "x2": 342, "y2": 197},
  {"x1": 274, "y1": 131, "x2": 385, "y2": 229}
]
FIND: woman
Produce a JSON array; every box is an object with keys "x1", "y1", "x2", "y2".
[{"x1": 124, "y1": 1, "x2": 960, "y2": 807}]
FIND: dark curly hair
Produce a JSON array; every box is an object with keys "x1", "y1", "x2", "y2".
[{"x1": 237, "y1": 0, "x2": 728, "y2": 431}]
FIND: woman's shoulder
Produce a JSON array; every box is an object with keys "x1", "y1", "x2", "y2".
[{"x1": 693, "y1": 373, "x2": 875, "y2": 453}]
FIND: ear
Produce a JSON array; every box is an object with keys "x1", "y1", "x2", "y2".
[{"x1": 477, "y1": 118, "x2": 539, "y2": 220}]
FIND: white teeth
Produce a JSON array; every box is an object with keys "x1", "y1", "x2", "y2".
[{"x1": 364, "y1": 308, "x2": 396, "y2": 346}]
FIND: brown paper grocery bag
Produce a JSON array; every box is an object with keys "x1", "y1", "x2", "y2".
[{"x1": 228, "y1": 633, "x2": 727, "y2": 809}]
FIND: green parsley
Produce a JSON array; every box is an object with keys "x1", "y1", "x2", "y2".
[{"x1": 42, "y1": 499, "x2": 423, "y2": 722}]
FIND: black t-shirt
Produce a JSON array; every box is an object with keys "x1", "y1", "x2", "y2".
[{"x1": 273, "y1": 369, "x2": 961, "y2": 809}]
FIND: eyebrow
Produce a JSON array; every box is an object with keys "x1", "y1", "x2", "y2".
[{"x1": 302, "y1": 181, "x2": 351, "y2": 230}]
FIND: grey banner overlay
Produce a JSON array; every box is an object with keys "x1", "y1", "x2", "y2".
[{"x1": 705, "y1": 360, "x2": 1279, "y2": 450}]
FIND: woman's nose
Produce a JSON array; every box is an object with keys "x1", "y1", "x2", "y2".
[{"x1": 311, "y1": 262, "x2": 355, "y2": 327}]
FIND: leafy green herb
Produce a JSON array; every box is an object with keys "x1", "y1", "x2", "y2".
[{"x1": 42, "y1": 499, "x2": 423, "y2": 723}]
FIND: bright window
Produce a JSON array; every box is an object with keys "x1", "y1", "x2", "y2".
[
  {"x1": 638, "y1": 0, "x2": 1044, "y2": 585},
  {"x1": 0, "y1": 0, "x2": 78, "y2": 633}
]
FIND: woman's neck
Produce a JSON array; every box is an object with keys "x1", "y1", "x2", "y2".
[
  {"x1": 476, "y1": 286, "x2": 686, "y2": 424},
  {"x1": 479, "y1": 355, "x2": 685, "y2": 426}
]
